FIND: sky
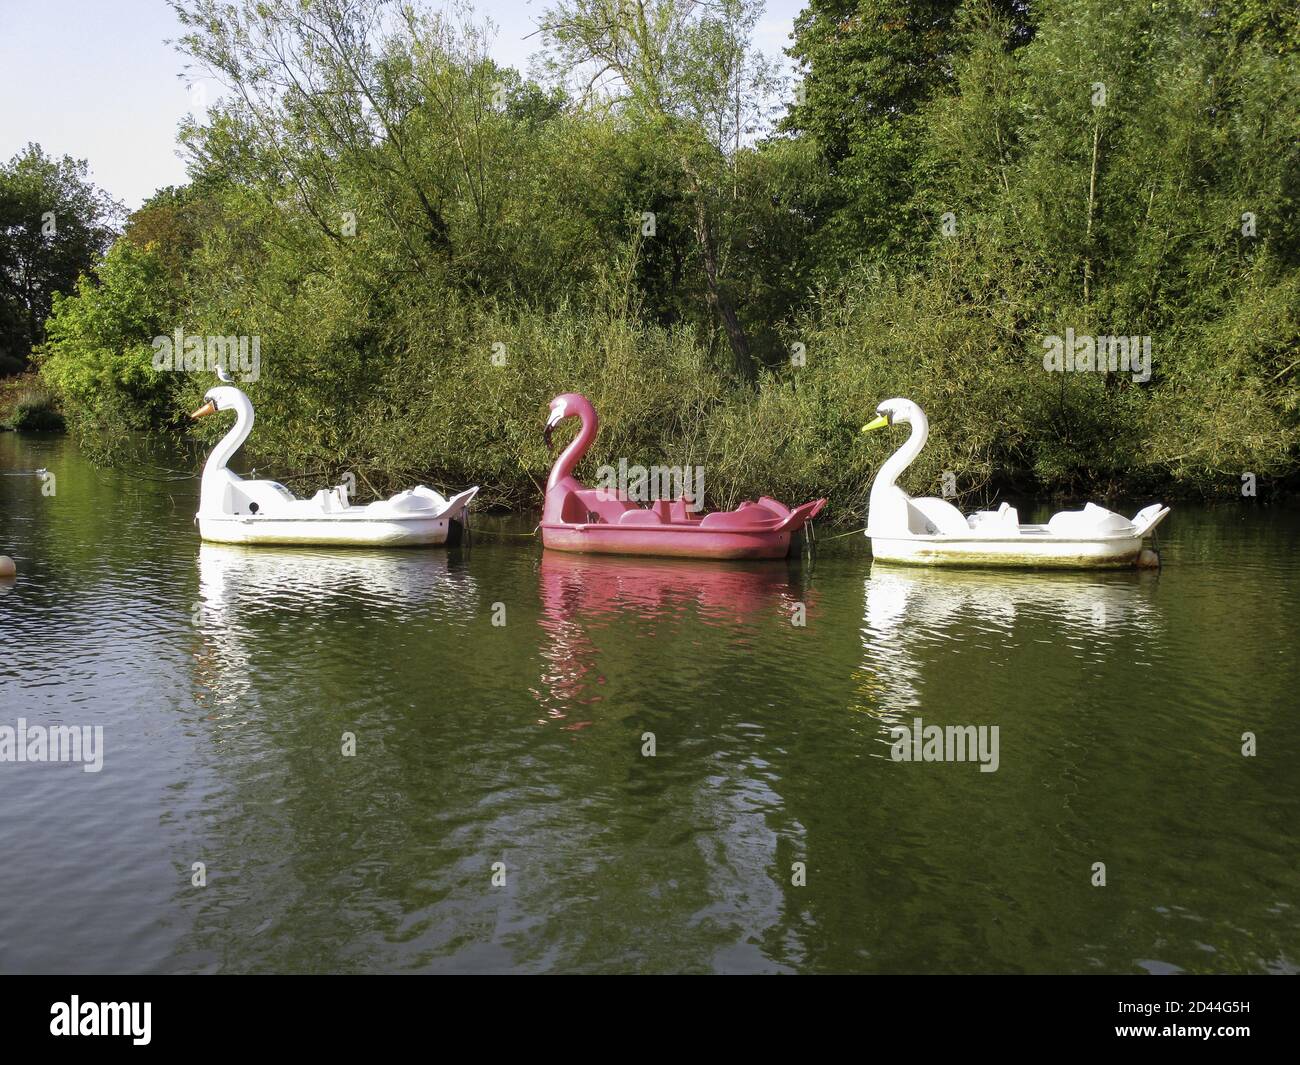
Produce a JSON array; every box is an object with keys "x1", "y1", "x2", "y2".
[{"x1": 0, "y1": 0, "x2": 806, "y2": 211}]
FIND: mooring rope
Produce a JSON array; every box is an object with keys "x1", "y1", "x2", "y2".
[
  {"x1": 819, "y1": 525, "x2": 870, "y2": 542},
  {"x1": 471, "y1": 525, "x2": 540, "y2": 539}
]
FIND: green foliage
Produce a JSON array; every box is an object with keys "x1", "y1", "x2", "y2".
[
  {"x1": 784, "y1": 0, "x2": 1036, "y2": 271},
  {"x1": 37, "y1": 240, "x2": 181, "y2": 433},
  {"x1": 0, "y1": 144, "x2": 122, "y2": 365},
  {"x1": 29, "y1": 0, "x2": 1300, "y2": 508},
  {"x1": 782, "y1": 0, "x2": 1300, "y2": 498},
  {"x1": 8, "y1": 390, "x2": 66, "y2": 432}
]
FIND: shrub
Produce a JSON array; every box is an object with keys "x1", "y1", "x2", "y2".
[{"x1": 9, "y1": 391, "x2": 66, "y2": 432}]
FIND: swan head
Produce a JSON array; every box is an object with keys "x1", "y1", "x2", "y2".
[
  {"x1": 862, "y1": 397, "x2": 923, "y2": 434},
  {"x1": 190, "y1": 385, "x2": 247, "y2": 421},
  {"x1": 544, "y1": 393, "x2": 588, "y2": 452}
]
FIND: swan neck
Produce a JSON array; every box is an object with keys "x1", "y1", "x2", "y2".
[
  {"x1": 873, "y1": 412, "x2": 927, "y2": 497},
  {"x1": 548, "y1": 405, "x2": 597, "y2": 490},
  {"x1": 204, "y1": 393, "x2": 253, "y2": 480}
]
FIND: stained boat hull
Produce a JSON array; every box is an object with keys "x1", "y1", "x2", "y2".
[
  {"x1": 197, "y1": 484, "x2": 476, "y2": 547},
  {"x1": 198, "y1": 514, "x2": 464, "y2": 547},
  {"x1": 202, "y1": 512, "x2": 478, "y2": 548},
  {"x1": 869, "y1": 533, "x2": 1147, "y2": 569}
]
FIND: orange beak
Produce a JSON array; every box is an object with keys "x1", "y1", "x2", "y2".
[{"x1": 190, "y1": 400, "x2": 217, "y2": 419}]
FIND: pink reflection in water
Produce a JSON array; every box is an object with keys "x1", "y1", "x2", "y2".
[{"x1": 532, "y1": 550, "x2": 814, "y2": 726}]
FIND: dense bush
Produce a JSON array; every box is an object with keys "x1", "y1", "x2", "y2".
[
  {"x1": 38, "y1": 240, "x2": 180, "y2": 433},
  {"x1": 8, "y1": 390, "x2": 66, "y2": 432}
]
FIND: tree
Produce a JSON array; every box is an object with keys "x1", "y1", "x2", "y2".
[
  {"x1": 122, "y1": 182, "x2": 224, "y2": 285},
  {"x1": 38, "y1": 239, "x2": 180, "y2": 432},
  {"x1": 0, "y1": 144, "x2": 122, "y2": 370},
  {"x1": 538, "y1": 0, "x2": 779, "y2": 381},
  {"x1": 784, "y1": 0, "x2": 1034, "y2": 271}
]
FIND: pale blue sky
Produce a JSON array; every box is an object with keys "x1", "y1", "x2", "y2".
[{"x1": 0, "y1": 0, "x2": 805, "y2": 210}]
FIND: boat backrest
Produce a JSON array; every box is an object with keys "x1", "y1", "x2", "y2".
[
  {"x1": 908, "y1": 496, "x2": 969, "y2": 536},
  {"x1": 618, "y1": 509, "x2": 665, "y2": 525},
  {"x1": 699, "y1": 501, "x2": 782, "y2": 529}
]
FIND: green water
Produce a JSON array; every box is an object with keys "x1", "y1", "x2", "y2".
[{"x1": 0, "y1": 432, "x2": 1297, "y2": 974}]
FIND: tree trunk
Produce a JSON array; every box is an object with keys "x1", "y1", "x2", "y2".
[{"x1": 682, "y1": 159, "x2": 753, "y2": 382}]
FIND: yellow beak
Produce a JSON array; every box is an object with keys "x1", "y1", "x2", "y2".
[
  {"x1": 861, "y1": 414, "x2": 890, "y2": 433},
  {"x1": 190, "y1": 401, "x2": 217, "y2": 419}
]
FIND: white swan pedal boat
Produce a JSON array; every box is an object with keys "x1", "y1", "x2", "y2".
[
  {"x1": 191, "y1": 375, "x2": 477, "y2": 547},
  {"x1": 861, "y1": 398, "x2": 1170, "y2": 569}
]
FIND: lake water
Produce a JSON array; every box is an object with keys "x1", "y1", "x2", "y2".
[{"x1": 1, "y1": 432, "x2": 1297, "y2": 973}]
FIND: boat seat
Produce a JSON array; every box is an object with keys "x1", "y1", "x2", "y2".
[
  {"x1": 618, "y1": 509, "x2": 664, "y2": 525},
  {"x1": 967, "y1": 502, "x2": 1020, "y2": 533},
  {"x1": 908, "y1": 496, "x2": 970, "y2": 536},
  {"x1": 381, "y1": 489, "x2": 440, "y2": 513},
  {"x1": 699, "y1": 501, "x2": 782, "y2": 529},
  {"x1": 573, "y1": 489, "x2": 636, "y2": 524},
  {"x1": 1047, "y1": 502, "x2": 1133, "y2": 537},
  {"x1": 310, "y1": 488, "x2": 339, "y2": 512}
]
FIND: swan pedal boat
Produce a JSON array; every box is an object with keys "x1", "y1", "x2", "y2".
[
  {"x1": 542, "y1": 393, "x2": 827, "y2": 560},
  {"x1": 862, "y1": 398, "x2": 1170, "y2": 569},
  {"x1": 191, "y1": 376, "x2": 477, "y2": 547}
]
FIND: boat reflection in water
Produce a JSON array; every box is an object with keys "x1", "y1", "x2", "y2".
[
  {"x1": 534, "y1": 550, "x2": 815, "y2": 727},
  {"x1": 858, "y1": 562, "x2": 1164, "y2": 722},
  {"x1": 197, "y1": 541, "x2": 477, "y2": 615},
  {"x1": 194, "y1": 542, "x2": 478, "y2": 710}
]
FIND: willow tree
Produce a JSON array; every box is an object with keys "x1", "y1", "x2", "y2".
[
  {"x1": 538, "y1": 0, "x2": 778, "y2": 381},
  {"x1": 170, "y1": 0, "x2": 541, "y2": 283}
]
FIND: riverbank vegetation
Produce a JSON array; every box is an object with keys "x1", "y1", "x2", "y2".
[
  {"x1": 0, "y1": 372, "x2": 64, "y2": 432},
  {"x1": 21, "y1": 0, "x2": 1300, "y2": 508}
]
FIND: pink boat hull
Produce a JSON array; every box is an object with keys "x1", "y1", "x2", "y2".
[
  {"x1": 541, "y1": 497, "x2": 827, "y2": 560},
  {"x1": 543, "y1": 524, "x2": 797, "y2": 560}
]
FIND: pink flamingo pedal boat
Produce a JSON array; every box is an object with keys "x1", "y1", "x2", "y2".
[{"x1": 541, "y1": 393, "x2": 827, "y2": 559}]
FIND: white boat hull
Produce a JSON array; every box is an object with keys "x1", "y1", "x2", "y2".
[
  {"x1": 198, "y1": 513, "x2": 464, "y2": 547},
  {"x1": 869, "y1": 533, "x2": 1148, "y2": 569}
]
